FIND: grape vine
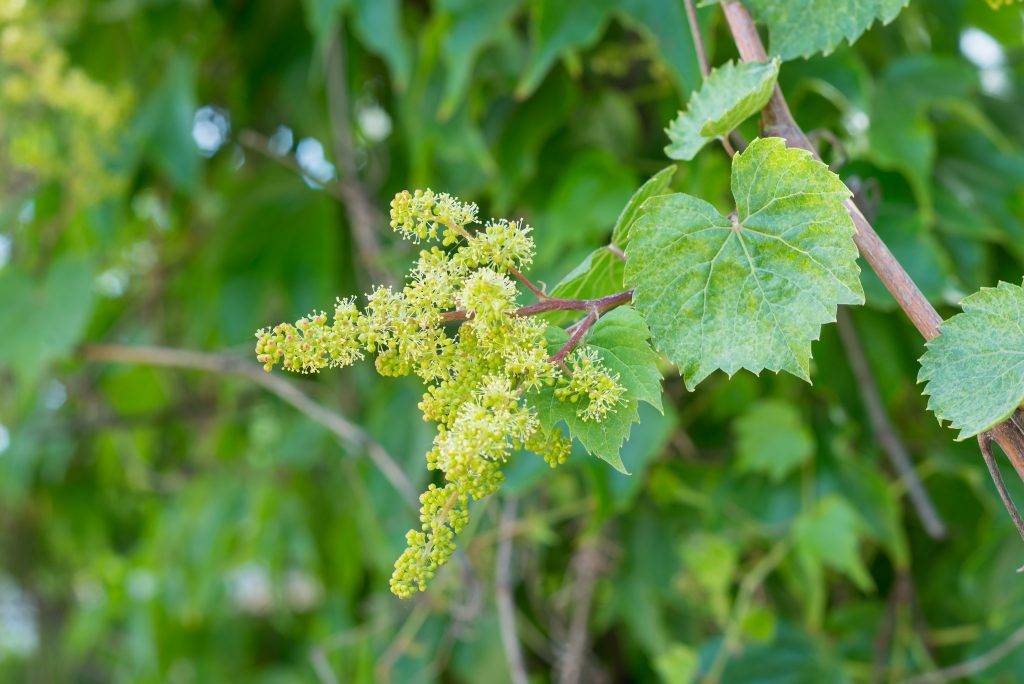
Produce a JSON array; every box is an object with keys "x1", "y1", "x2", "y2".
[{"x1": 256, "y1": 0, "x2": 1024, "y2": 601}]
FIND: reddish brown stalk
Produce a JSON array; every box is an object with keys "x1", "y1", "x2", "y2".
[
  {"x1": 720, "y1": 0, "x2": 1024, "y2": 477},
  {"x1": 507, "y1": 264, "x2": 548, "y2": 299},
  {"x1": 440, "y1": 289, "x2": 633, "y2": 323},
  {"x1": 550, "y1": 309, "x2": 599, "y2": 365}
]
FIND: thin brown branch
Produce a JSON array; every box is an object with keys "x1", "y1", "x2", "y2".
[
  {"x1": 556, "y1": 533, "x2": 608, "y2": 684},
  {"x1": 977, "y1": 435, "x2": 1024, "y2": 549},
  {"x1": 441, "y1": 289, "x2": 634, "y2": 324},
  {"x1": 551, "y1": 309, "x2": 598, "y2": 365},
  {"x1": 80, "y1": 344, "x2": 419, "y2": 508},
  {"x1": 683, "y1": 0, "x2": 710, "y2": 78},
  {"x1": 836, "y1": 309, "x2": 946, "y2": 539},
  {"x1": 508, "y1": 264, "x2": 548, "y2": 299},
  {"x1": 903, "y1": 623, "x2": 1024, "y2": 684},
  {"x1": 720, "y1": 0, "x2": 1024, "y2": 482},
  {"x1": 496, "y1": 499, "x2": 530, "y2": 684},
  {"x1": 325, "y1": 30, "x2": 393, "y2": 287}
]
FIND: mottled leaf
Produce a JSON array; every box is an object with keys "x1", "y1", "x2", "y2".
[
  {"x1": 918, "y1": 280, "x2": 1024, "y2": 440},
  {"x1": 665, "y1": 59, "x2": 780, "y2": 161},
  {"x1": 625, "y1": 137, "x2": 864, "y2": 389},
  {"x1": 746, "y1": 0, "x2": 910, "y2": 60}
]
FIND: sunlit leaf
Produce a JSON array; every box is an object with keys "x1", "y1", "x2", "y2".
[
  {"x1": 919, "y1": 280, "x2": 1024, "y2": 440},
  {"x1": 625, "y1": 137, "x2": 864, "y2": 389},
  {"x1": 665, "y1": 59, "x2": 779, "y2": 161}
]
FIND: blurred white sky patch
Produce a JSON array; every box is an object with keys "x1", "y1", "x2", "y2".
[
  {"x1": 0, "y1": 234, "x2": 11, "y2": 270},
  {"x1": 192, "y1": 105, "x2": 231, "y2": 157},
  {"x1": 0, "y1": 424, "x2": 9, "y2": 455},
  {"x1": 268, "y1": 125, "x2": 294, "y2": 156},
  {"x1": 960, "y1": 27, "x2": 1011, "y2": 97},
  {"x1": 43, "y1": 380, "x2": 67, "y2": 411},
  {"x1": 0, "y1": 577, "x2": 39, "y2": 658},
  {"x1": 228, "y1": 563, "x2": 273, "y2": 616},
  {"x1": 357, "y1": 103, "x2": 392, "y2": 142},
  {"x1": 296, "y1": 137, "x2": 336, "y2": 187},
  {"x1": 96, "y1": 267, "x2": 128, "y2": 298}
]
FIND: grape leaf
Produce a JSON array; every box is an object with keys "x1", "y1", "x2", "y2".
[
  {"x1": 746, "y1": 0, "x2": 910, "y2": 60},
  {"x1": 550, "y1": 247, "x2": 625, "y2": 302},
  {"x1": 530, "y1": 306, "x2": 662, "y2": 472},
  {"x1": 612, "y1": 164, "x2": 676, "y2": 246},
  {"x1": 918, "y1": 280, "x2": 1024, "y2": 440},
  {"x1": 665, "y1": 59, "x2": 780, "y2": 162},
  {"x1": 625, "y1": 136, "x2": 863, "y2": 389},
  {"x1": 734, "y1": 399, "x2": 815, "y2": 481}
]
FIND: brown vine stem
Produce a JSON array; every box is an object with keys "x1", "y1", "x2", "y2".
[
  {"x1": 977, "y1": 435, "x2": 1024, "y2": 552},
  {"x1": 80, "y1": 344, "x2": 419, "y2": 509},
  {"x1": 550, "y1": 309, "x2": 599, "y2": 365},
  {"x1": 720, "y1": 0, "x2": 1024, "y2": 483},
  {"x1": 836, "y1": 309, "x2": 947, "y2": 539},
  {"x1": 440, "y1": 289, "x2": 633, "y2": 324}
]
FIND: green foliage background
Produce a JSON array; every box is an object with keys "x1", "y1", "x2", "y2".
[{"x1": 2, "y1": 0, "x2": 1024, "y2": 681}]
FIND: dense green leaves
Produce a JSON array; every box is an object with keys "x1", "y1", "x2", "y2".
[
  {"x1": 665, "y1": 59, "x2": 780, "y2": 161},
  {"x1": 6, "y1": 0, "x2": 1024, "y2": 679},
  {"x1": 626, "y1": 137, "x2": 864, "y2": 389},
  {"x1": 531, "y1": 306, "x2": 661, "y2": 472},
  {"x1": 919, "y1": 280, "x2": 1024, "y2": 440},
  {"x1": 746, "y1": 0, "x2": 910, "y2": 60}
]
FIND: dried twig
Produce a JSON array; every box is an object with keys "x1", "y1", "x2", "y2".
[
  {"x1": 836, "y1": 309, "x2": 946, "y2": 538},
  {"x1": 556, "y1": 534, "x2": 608, "y2": 684},
  {"x1": 80, "y1": 344, "x2": 418, "y2": 508},
  {"x1": 978, "y1": 435, "x2": 1024, "y2": 549},
  {"x1": 683, "y1": 0, "x2": 709, "y2": 78},
  {"x1": 902, "y1": 623, "x2": 1024, "y2": 684},
  {"x1": 496, "y1": 499, "x2": 530, "y2": 684}
]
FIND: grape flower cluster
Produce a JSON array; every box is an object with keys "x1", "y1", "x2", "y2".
[{"x1": 255, "y1": 189, "x2": 626, "y2": 598}]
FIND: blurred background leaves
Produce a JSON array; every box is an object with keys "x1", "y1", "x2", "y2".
[{"x1": 2, "y1": 0, "x2": 1024, "y2": 682}]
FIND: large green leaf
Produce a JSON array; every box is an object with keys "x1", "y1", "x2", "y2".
[
  {"x1": 918, "y1": 280, "x2": 1024, "y2": 440},
  {"x1": 665, "y1": 59, "x2": 780, "y2": 161},
  {"x1": 746, "y1": 0, "x2": 910, "y2": 60},
  {"x1": 625, "y1": 137, "x2": 864, "y2": 389},
  {"x1": 530, "y1": 306, "x2": 662, "y2": 472},
  {"x1": 611, "y1": 164, "x2": 676, "y2": 246}
]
